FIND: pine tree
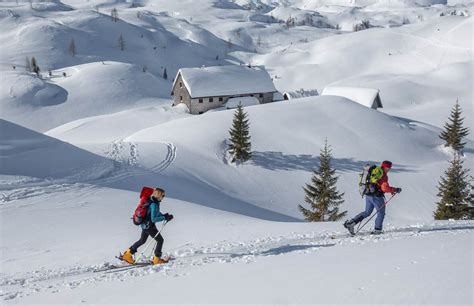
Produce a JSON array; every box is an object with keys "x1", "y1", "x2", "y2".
[
  {"x1": 434, "y1": 153, "x2": 473, "y2": 220},
  {"x1": 439, "y1": 100, "x2": 469, "y2": 152},
  {"x1": 118, "y1": 34, "x2": 125, "y2": 51},
  {"x1": 228, "y1": 103, "x2": 252, "y2": 163},
  {"x1": 299, "y1": 139, "x2": 347, "y2": 221},
  {"x1": 69, "y1": 38, "x2": 76, "y2": 57},
  {"x1": 163, "y1": 68, "x2": 167, "y2": 80}
]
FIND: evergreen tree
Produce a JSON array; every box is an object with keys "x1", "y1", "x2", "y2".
[
  {"x1": 439, "y1": 100, "x2": 469, "y2": 151},
  {"x1": 118, "y1": 34, "x2": 125, "y2": 51},
  {"x1": 434, "y1": 153, "x2": 473, "y2": 220},
  {"x1": 69, "y1": 38, "x2": 76, "y2": 57},
  {"x1": 299, "y1": 139, "x2": 347, "y2": 221},
  {"x1": 31, "y1": 56, "x2": 40, "y2": 76},
  {"x1": 163, "y1": 68, "x2": 167, "y2": 80},
  {"x1": 228, "y1": 103, "x2": 252, "y2": 163}
]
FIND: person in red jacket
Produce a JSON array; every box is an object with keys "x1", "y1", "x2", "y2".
[{"x1": 344, "y1": 160, "x2": 402, "y2": 235}]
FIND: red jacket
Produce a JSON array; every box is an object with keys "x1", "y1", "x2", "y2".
[{"x1": 378, "y1": 173, "x2": 396, "y2": 194}]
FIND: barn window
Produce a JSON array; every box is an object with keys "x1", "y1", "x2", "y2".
[
  {"x1": 179, "y1": 82, "x2": 183, "y2": 88},
  {"x1": 199, "y1": 98, "x2": 203, "y2": 103},
  {"x1": 180, "y1": 96, "x2": 183, "y2": 102},
  {"x1": 209, "y1": 98, "x2": 213, "y2": 102},
  {"x1": 219, "y1": 97, "x2": 223, "y2": 102}
]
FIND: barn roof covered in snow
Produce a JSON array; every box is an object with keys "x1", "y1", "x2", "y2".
[
  {"x1": 321, "y1": 86, "x2": 383, "y2": 109},
  {"x1": 174, "y1": 65, "x2": 277, "y2": 98}
]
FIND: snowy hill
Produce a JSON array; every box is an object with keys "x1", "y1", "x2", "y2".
[
  {"x1": 1, "y1": 62, "x2": 172, "y2": 131},
  {"x1": 248, "y1": 14, "x2": 473, "y2": 129},
  {"x1": 124, "y1": 96, "x2": 468, "y2": 221},
  {"x1": 0, "y1": 119, "x2": 114, "y2": 180},
  {"x1": 0, "y1": 0, "x2": 473, "y2": 304}
]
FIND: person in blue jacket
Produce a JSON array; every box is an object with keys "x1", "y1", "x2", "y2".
[{"x1": 122, "y1": 188, "x2": 173, "y2": 265}]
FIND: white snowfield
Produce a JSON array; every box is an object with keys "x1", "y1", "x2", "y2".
[{"x1": 0, "y1": 0, "x2": 473, "y2": 304}]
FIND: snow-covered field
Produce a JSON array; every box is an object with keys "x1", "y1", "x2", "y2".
[{"x1": 0, "y1": 0, "x2": 473, "y2": 304}]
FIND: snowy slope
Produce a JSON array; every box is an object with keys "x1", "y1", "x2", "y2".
[
  {"x1": 11, "y1": 227, "x2": 472, "y2": 304},
  {"x1": 245, "y1": 14, "x2": 473, "y2": 129},
  {"x1": 0, "y1": 62, "x2": 173, "y2": 131},
  {"x1": 124, "y1": 96, "x2": 473, "y2": 221},
  {"x1": 0, "y1": 119, "x2": 114, "y2": 180},
  {"x1": 2, "y1": 185, "x2": 472, "y2": 303}
]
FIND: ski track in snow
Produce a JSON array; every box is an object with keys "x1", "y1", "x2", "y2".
[
  {"x1": 0, "y1": 141, "x2": 177, "y2": 202},
  {"x1": 97, "y1": 140, "x2": 177, "y2": 184},
  {"x1": 151, "y1": 142, "x2": 177, "y2": 173},
  {"x1": 52, "y1": 140, "x2": 179, "y2": 187},
  {"x1": 1, "y1": 224, "x2": 472, "y2": 302}
]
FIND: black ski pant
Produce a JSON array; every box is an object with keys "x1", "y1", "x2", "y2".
[{"x1": 129, "y1": 225, "x2": 164, "y2": 257}]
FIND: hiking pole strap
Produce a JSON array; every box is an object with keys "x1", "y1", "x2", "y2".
[{"x1": 355, "y1": 194, "x2": 396, "y2": 234}]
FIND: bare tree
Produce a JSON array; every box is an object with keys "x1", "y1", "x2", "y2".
[
  {"x1": 69, "y1": 38, "x2": 76, "y2": 57},
  {"x1": 118, "y1": 34, "x2": 125, "y2": 51},
  {"x1": 111, "y1": 8, "x2": 118, "y2": 22},
  {"x1": 31, "y1": 56, "x2": 40, "y2": 76}
]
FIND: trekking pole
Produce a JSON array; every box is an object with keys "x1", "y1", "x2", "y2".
[
  {"x1": 135, "y1": 221, "x2": 168, "y2": 263},
  {"x1": 355, "y1": 194, "x2": 397, "y2": 234}
]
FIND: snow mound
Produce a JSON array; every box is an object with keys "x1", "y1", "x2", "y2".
[
  {"x1": 46, "y1": 105, "x2": 190, "y2": 144},
  {"x1": 225, "y1": 96, "x2": 260, "y2": 109},
  {"x1": 321, "y1": 86, "x2": 381, "y2": 108},
  {"x1": 0, "y1": 71, "x2": 68, "y2": 107},
  {"x1": 31, "y1": 0, "x2": 73, "y2": 12},
  {"x1": 1, "y1": 62, "x2": 170, "y2": 131}
]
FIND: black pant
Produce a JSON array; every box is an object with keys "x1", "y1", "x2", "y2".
[{"x1": 129, "y1": 225, "x2": 164, "y2": 257}]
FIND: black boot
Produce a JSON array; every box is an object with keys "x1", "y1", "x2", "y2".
[{"x1": 343, "y1": 219, "x2": 356, "y2": 235}]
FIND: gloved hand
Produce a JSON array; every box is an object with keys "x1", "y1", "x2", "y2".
[
  {"x1": 164, "y1": 213, "x2": 174, "y2": 222},
  {"x1": 394, "y1": 187, "x2": 402, "y2": 194}
]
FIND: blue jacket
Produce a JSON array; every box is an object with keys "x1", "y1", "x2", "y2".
[{"x1": 141, "y1": 197, "x2": 166, "y2": 229}]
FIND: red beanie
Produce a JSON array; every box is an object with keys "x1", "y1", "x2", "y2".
[{"x1": 381, "y1": 160, "x2": 392, "y2": 169}]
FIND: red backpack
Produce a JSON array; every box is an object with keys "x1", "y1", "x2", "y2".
[{"x1": 132, "y1": 187, "x2": 154, "y2": 225}]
